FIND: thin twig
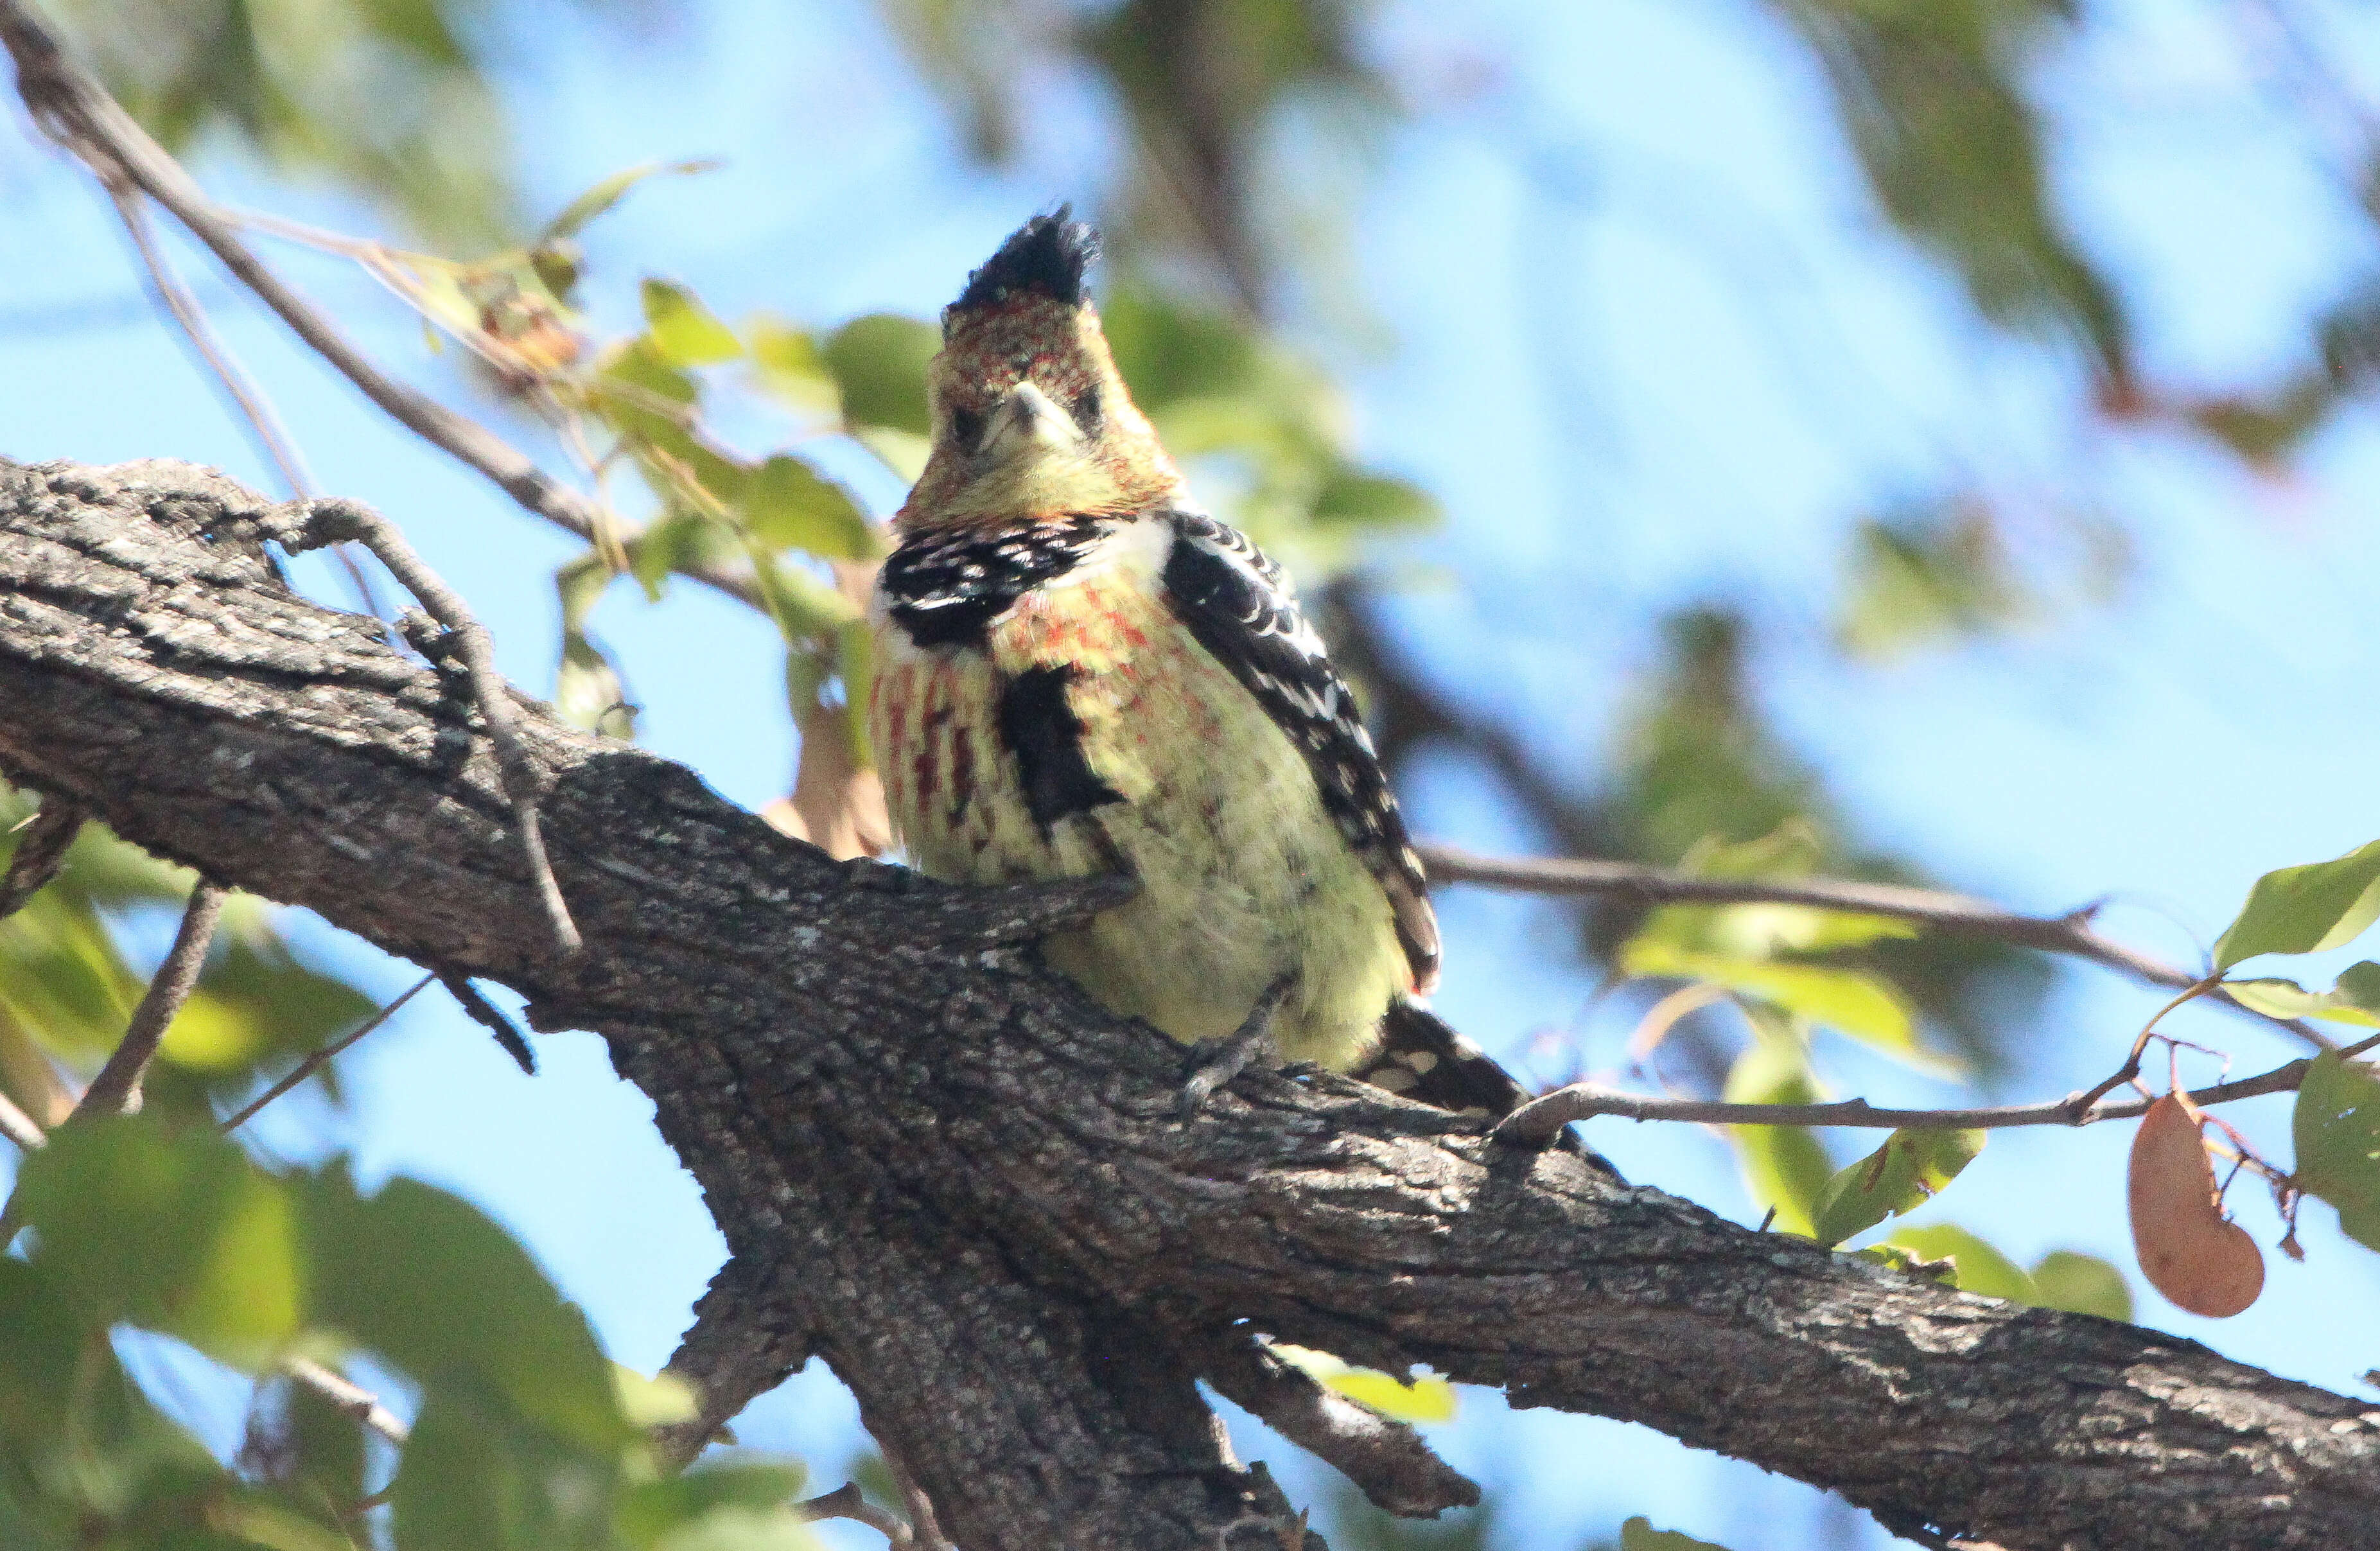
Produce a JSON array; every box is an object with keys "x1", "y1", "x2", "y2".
[
  {"x1": 880, "y1": 1450, "x2": 954, "y2": 1551},
  {"x1": 1191, "y1": 1328, "x2": 1478, "y2": 1518},
  {"x1": 103, "y1": 180, "x2": 394, "y2": 627},
  {"x1": 106, "y1": 182, "x2": 317, "y2": 500},
  {"x1": 76, "y1": 881, "x2": 226, "y2": 1117},
  {"x1": 295, "y1": 498, "x2": 580, "y2": 954},
  {"x1": 0, "y1": 798, "x2": 83, "y2": 920},
  {"x1": 1419, "y1": 843, "x2": 2338, "y2": 1051},
  {"x1": 283, "y1": 1354, "x2": 409, "y2": 1446},
  {"x1": 218, "y1": 972, "x2": 435, "y2": 1134},
  {"x1": 0, "y1": 1086, "x2": 42, "y2": 1150},
  {"x1": 0, "y1": 881, "x2": 228, "y2": 1241},
  {"x1": 439, "y1": 974, "x2": 537, "y2": 1074},
  {"x1": 0, "y1": 0, "x2": 764, "y2": 610},
  {"x1": 798, "y1": 1482, "x2": 914, "y2": 1547},
  {"x1": 1494, "y1": 1031, "x2": 2380, "y2": 1146}
]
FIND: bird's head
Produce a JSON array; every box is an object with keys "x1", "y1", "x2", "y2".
[{"x1": 896, "y1": 211, "x2": 1180, "y2": 532}]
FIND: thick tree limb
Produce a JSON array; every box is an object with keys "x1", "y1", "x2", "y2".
[{"x1": 4, "y1": 459, "x2": 2378, "y2": 1550}]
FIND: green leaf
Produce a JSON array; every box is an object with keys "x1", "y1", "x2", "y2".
[
  {"x1": 2027, "y1": 1250, "x2": 2133, "y2": 1322},
  {"x1": 538, "y1": 159, "x2": 720, "y2": 246},
  {"x1": 1620, "y1": 1516, "x2": 1733, "y2": 1551},
  {"x1": 13, "y1": 1116, "x2": 304, "y2": 1367},
  {"x1": 1810, "y1": 1128, "x2": 1986, "y2": 1248},
  {"x1": 1268, "y1": 1345, "x2": 1456, "y2": 1424},
  {"x1": 746, "y1": 315, "x2": 840, "y2": 418},
  {"x1": 2224, "y1": 961, "x2": 2380, "y2": 1027},
  {"x1": 2292, "y1": 1049, "x2": 2380, "y2": 1253},
  {"x1": 553, "y1": 557, "x2": 635, "y2": 739},
  {"x1": 1885, "y1": 1223, "x2": 2034, "y2": 1303},
  {"x1": 306, "y1": 1172, "x2": 629, "y2": 1457},
  {"x1": 1623, "y1": 940, "x2": 1950, "y2": 1075},
  {"x1": 740, "y1": 456, "x2": 878, "y2": 561},
  {"x1": 1720, "y1": 1031, "x2": 1835, "y2": 1237},
  {"x1": 620, "y1": 1462, "x2": 811, "y2": 1551},
  {"x1": 2212, "y1": 838, "x2": 2380, "y2": 970},
  {"x1": 643, "y1": 280, "x2": 744, "y2": 368},
  {"x1": 1307, "y1": 468, "x2": 1437, "y2": 532},
  {"x1": 392, "y1": 1385, "x2": 620, "y2": 1551},
  {"x1": 821, "y1": 314, "x2": 939, "y2": 436}
]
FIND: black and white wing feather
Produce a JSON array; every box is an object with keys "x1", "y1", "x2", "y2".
[{"x1": 1159, "y1": 510, "x2": 1440, "y2": 992}]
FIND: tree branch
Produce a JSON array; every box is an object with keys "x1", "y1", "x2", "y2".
[
  {"x1": 0, "y1": 795, "x2": 81, "y2": 919},
  {"x1": 78, "y1": 879, "x2": 223, "y2": 1117},
  {"x1": 3, "y1": 459, "x2": 2376, "y2": 1550},
  {"x1": 1419, "y1": 843, "x2": 2337, "y2": 1051},
  {"x1": 0, "y1": 0, "x2": 764, "y2": 613}
]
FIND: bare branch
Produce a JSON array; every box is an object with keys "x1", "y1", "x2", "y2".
[
  {"x1": 0, "y1": 1085, "x2": 42, "y2": 1151},
  {"x1": 1419, "y1": 843, "x2": 2337, "y2": 1051},
  {"x1": 799, "y1": 1482, "x2": 915, "y2": 1547},
  {"x1": 283, "y1": 1354, "x2": 408, "y2": 1446},
  {"x1": 78, "y1": 880, "x2": 225, "y2": 1117},
  {"x1": 10, "y1": 460, "x2": 2379, "y2": 1550},
  {"x1": 0, "y1": 796, "x2": 82, "y2": 920},
  {"x1": 100, "y1": 177, "x2": 391, "y2": 625},
  {"x1": 0, "y1": 0, "x2": 763, "y2": 611},
  {"x1": 217, "y1": 971, "x2": 435, "y2": 1134},
  {"x1": 1192, "y1": 1327, "x2": 1480, "y2": 1519},
  {"x1": 279, "y1": 499, "x2": 579, "y2": 952},
  {"x1": 438, "y1": 972, "x2": 537, "y2": 1074}
]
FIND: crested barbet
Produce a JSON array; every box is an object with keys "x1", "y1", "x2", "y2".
[{"x1": 868, "y1": 211, "x2": 1522, "y2": 1114}]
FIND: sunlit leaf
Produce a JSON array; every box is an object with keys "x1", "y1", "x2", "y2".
[
  {"x1": 746, "y1": 315, "x2": 841, "y2": 418},
  {"x1": 742, "y1": 456, "x2": 879, "y2": 561},
  {"x1": 613, "y1": 1365, "x2": 699, "y2": 1430},
  {"x1": 1835, "y1": 505, "x2": 2029, "y2": 660},
  {"x1": 643, "y1": 280, "x2": 744, "y2": 368},
  {"x1": 619, "y1": 1461, "x2": 811, "y2": 1551},
  {"x1": 2224, "y1": 961, "x2": 2380, "y2": 1027},
  {"x1": 539, "y1": 159, "x2": 721, "y2": 247},
  {"x1": 1885, "y1": 1223, "x2": 2034, "y2": 1304},
  {"x1": 2212, "y1": 837, "x2": 2380, "y2": 970},
  {"x1": 13, "y1": 1116, "x2": 304, "y2": 1367},
  {"x1": 2293, "y1": 1050, "x2": 2380, "y2": 1254},
  {"x1": 1623, "y1": 940, "x2": 1950, "y2": 1075},
  {"x1": 2027, "y1": 1250, "x2": 2132, "y2": 1322},
  {"x1": 1269, "y1": 1345, "x2": 1456, "y2": 1424},
  {"x1": 1720, "y1": 1030, "x2": 1834, "y2": 1237},
  {"x1": 1810, "y1": 1128, "x2": 1985, "y2": 1248},
  {"x1": 1620, "y1": 1515, "x2": 1733, "y2": 1551}
]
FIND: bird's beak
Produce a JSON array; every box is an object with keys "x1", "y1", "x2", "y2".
[{"x1": 985, "y1": 381, "x2": 1085, "y2": 461}]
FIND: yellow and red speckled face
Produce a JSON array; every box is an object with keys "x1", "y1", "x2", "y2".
[{"x1": 896, "y1": 295, "x2": 1182, "y2": 531}]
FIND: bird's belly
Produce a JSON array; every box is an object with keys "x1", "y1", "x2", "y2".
[{"x1": 870, "y1": 580, "x2": 1408, "y2": 1070}]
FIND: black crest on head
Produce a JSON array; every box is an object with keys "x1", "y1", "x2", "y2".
[{"x1": 949, "y1": 207, "x2": 1099, "y2": 318}]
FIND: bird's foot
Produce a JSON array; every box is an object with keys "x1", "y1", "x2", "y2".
[{"x1": 1178, "y1": 975, "x2": 1295, "y2": 1117}]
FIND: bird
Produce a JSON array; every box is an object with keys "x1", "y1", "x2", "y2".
[{"x1": 867, "y1": 209, "x2": 1533, "y2": 1119}]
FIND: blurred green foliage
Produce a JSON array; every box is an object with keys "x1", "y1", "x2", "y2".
[
  {"x1": 0, "y1": 1112, "x2": 814, "y2": 1550},
  {"x1": 0, "y1": 793, "x2": 374, "y2": 1130},
  {"x1": 22, "y1": 0, "x2": 2380, "y2": 1543}
]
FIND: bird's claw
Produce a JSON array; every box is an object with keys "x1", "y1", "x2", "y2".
[{"x1": 1177, "y1": 975, "x2": 1295, "y2": 1117}]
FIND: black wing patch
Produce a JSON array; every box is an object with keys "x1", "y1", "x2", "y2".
[
  {"x1": 1359, "y1": 1001, "x2": 1614, "y2": 1170},
  {"x1": 997, "y1": 664, "x2": 1124, "y2": 832},
  {"x1": 1159, "y1": 511, "x2": 1440, "y2": 991},
  {"x1": 881, "y1": 516, "x2": 1111, "y2": 649}
]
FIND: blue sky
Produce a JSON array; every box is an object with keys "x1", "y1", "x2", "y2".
[{"x1": 8, "y1": 1, "x2": 2380, "y2": 1545}]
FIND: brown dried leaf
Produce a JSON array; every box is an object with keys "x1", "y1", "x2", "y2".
[{"x1": 2128, "y1": 1094, "x2": 2264, "y2": 1318}]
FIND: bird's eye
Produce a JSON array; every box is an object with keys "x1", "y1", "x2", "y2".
[
  {"x1": 949, "y1": 405, "x2": 986, "y2": 448},
  {"x1": 1070, "y1": 385, "x2": 1102, "y2": 432}
]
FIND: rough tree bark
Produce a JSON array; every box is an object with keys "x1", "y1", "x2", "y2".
[{"x1": 3, "y1": 457, "x2": 2377, "y2": 1551}]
